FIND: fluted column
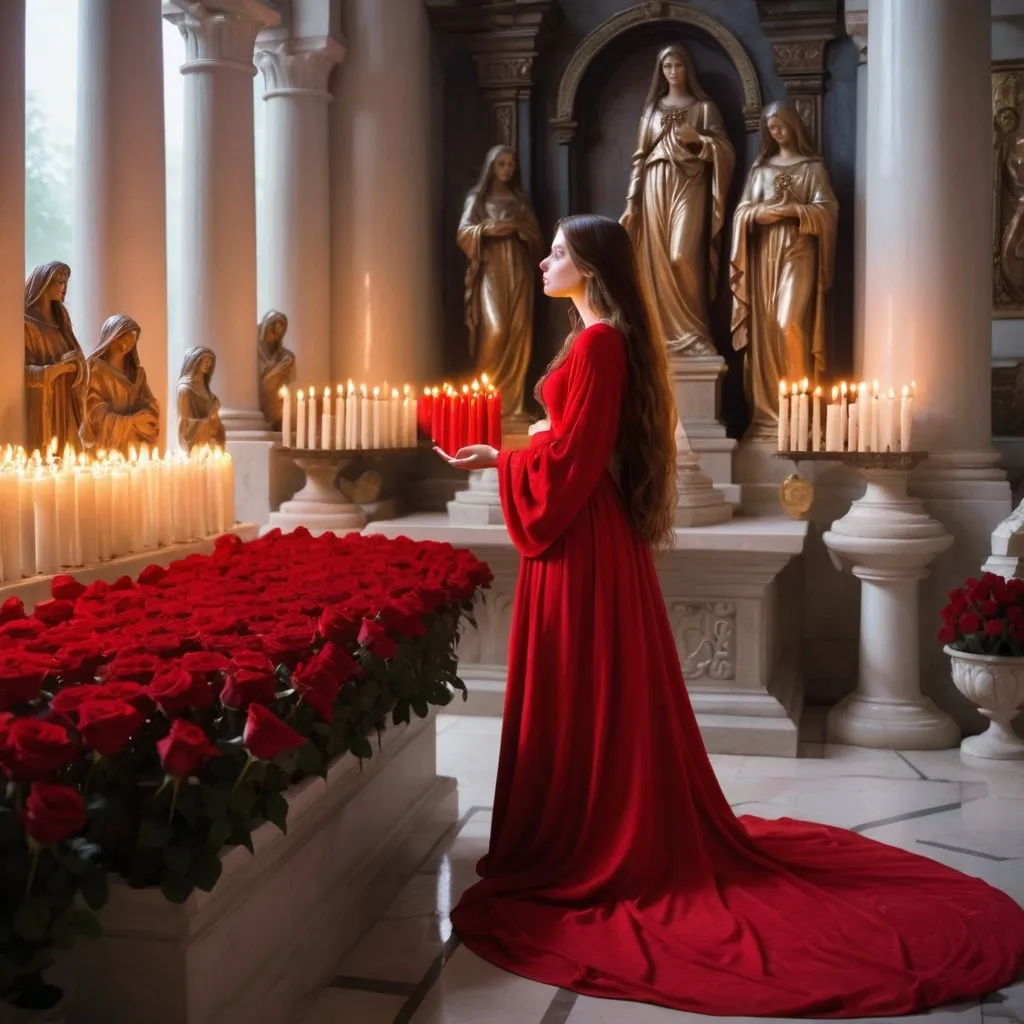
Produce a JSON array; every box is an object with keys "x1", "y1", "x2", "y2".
[
  {"x1": 329, "y1": 0, "x2": 438, "y2": 385},
  {"x1": 75, "y1": 0, "x2": 168, "y2": 443},
  {"x1": 863, "y1": 0, "x2": 997, "y2": 474},
  {"x1": 256, "y1": 35, "x2": 344, "y2": 389},
  {"x1": 163, "y1": 0, "x2": 279, "y2": 433},
  {"x1": 0, "y1": 1, "x2": 25, "y2": 445},
  {"x1": 845, "y1": 3, "x2": 867, "y2": 378}
]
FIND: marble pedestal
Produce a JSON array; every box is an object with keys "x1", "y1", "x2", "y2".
[
  {"x1": 226, "y1": 432, "x2": 301, "y2": 530},
  {"x1": 265, "y1": 451, "x2": 367, "y2": 535},
  {"x1": 448, "y1": 468, "x2": 503, "y2": 526},
  {"x1": 823, "y1": 464, "x2": 960, "y2": 750},
  {"x1": 366, "y1": 514, "x2": 809, "y2": 755}
]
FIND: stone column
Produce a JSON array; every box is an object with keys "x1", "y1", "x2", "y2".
[
  {"x1": 75, "y1": 0, "x2": 169, "y2": 443},
  {"x1": 163, "y1": 0, "x2": 279, "y2": 432},
  {"x1": 845, "y1": 2, "x2": 867, "y2": 377},
  {"x1": 329, "y1": 0, "x2": 438, "y2": 387},
  {"x1": 0, "y1": 1, "x2": 25, "y2": 445},
  {"x1": 255, "y1": 33, "x2": 344, "y2": 389}
]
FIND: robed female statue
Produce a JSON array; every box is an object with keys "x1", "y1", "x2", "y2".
[
  {"x1": 257, "y1": 310, "x2": 295, "y2": 430},
  {"x1": 82, "y1": 314, "x2": 160, "y2": 454},
  {"x1": 176, "y1": 346, "x2": 226, "y2": 452},
  {"x1": 24, "y1": 261, "x2": 88, "y2": 452},
  {"x1": 458, "y1": 145, "x2": 543, "y2": 416},
  {"x1": 730, "y1": 101, "x2": 838, "y2": 437},
  {"x1": 621, "y1": 44, "x2": 735, "y2": 356}
]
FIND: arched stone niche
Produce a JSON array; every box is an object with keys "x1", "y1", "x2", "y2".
[{"x1": 550, "y1": 1, "x2": 763, "y2": 219}]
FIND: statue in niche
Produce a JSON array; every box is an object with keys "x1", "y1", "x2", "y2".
[
  {"x1": 620, "y1": 43, "x2": 735, "y2": 357},
  {"x1": 996, "y1": 106, "x2": 1024, "y2": 304},
  {"x1": 81, "y1": 314, "x2": 160, "y2": 455},
  {"x1": 257, "y1": 310, "x2": 295, "y2": 430},
  {"x1": 730, "y1": 101, "x2": 838, "y2": 438},
  {"x1": 176, "y1": 346, "x2": 226, "y2": 452},
  {"x1": 458, "y1": 144, "x2": 543, "y2": 418},
  {"x1": 24, "y1": 260, "x2": 88, "y2": 453}
]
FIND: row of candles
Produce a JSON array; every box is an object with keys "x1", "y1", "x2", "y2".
[
  {"x1": 777, "y1": 380, "x2": 916, "y2": 454},
  {"x1": 281, "y1": 383, "x2": 417, "y2": 451},
  {"x1": 0, "y1": 443, "x2": 235, "y2": 584},
  {"x1": 280, "y1": 378, "x2": 504, "y2": 454}
]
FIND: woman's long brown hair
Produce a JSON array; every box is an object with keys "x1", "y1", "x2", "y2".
[{"x1": 545, "y1": 214, "x2": 677, "y2": 550}]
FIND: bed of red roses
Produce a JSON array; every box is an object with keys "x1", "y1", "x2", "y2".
[
  {"x1": 938, "y1": 571, "x2": 1024, "y2": 655},
  {"x1": 0, "y1": 528, "x2": 491, "y2": 1010}
]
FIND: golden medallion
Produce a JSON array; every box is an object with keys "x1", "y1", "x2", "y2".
[{"x1": 779, "y1": 472, "x2": 814, "y2": 519}]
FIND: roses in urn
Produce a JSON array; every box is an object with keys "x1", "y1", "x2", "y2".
[{"x1": 939, "y1": 572, "x2": 1024, "y2": 759}]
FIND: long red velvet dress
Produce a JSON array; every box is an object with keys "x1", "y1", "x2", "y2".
[{"x1": 450, "y1": 323, "x2": 1024, "y2": 1017}]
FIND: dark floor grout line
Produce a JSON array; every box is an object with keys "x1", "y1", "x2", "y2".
[
  {"x1": 916, "y1": 839, "x2": 1016, "y2": 862},
  {"x1": 894, "y1": 750, "x2": 930, "y2": 780},
  {"x1": 852, "y1": 800, "x2": 961, "y2": 834},
  {"x1": 392, "y1": 933, "x2": 462, "y2": 1024},
  {"x1": 327, "y1": 975, "x2": 418, "y2": 997},
  {"x1": 539, "y1": 987, "x2": 579, "y2": 1023}
]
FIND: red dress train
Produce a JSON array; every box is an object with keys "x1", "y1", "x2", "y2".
[{"x1": 449, "y1": 323, "x2": 1024, "y2": 1018}]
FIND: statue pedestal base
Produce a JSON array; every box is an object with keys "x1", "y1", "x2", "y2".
[
  {"x1": 670, "y1": 355, "x2": 738, "y2": 505},
  {"x1": 448, "y1": 468, "x2": 504, "y2": 526},
  {"x1": 675, "y1": 420, "x2": 732, "y2": 528},
  {"x1": 265, "y1": 452, "x2": 367, "y2": 536}
]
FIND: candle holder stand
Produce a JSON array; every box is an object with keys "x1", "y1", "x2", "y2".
[
  {"x1": 267, "y1": 447, "x2": 420, "y2": 536},
  {"x1": 792, "y1": 450, "x2": 960, "y2": 750}
]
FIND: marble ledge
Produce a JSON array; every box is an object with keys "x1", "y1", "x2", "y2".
[
  {"x1": 0, "y1": 524, "x2": 260, "y2": 611},
  {"x1": 364, "y1": 513, "x2": 809, "y2": 554}
]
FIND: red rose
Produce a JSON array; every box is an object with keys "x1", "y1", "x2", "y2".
[
  {"x1": 51, "y1": 575, "x2": 86, "y2": 603},
  {"x1": 984, "y1": 619, "x2": 1006, "y2": 638},
  {"x1": 242, "y1": 704, "x2": 306, "y2": 760},
  {"x1": 33, "y1": 600, "x2": 76, "y2": 628},
  {"x1": 980, "y1": 599, "x2": 1001, "y2": 617},
  {"x1": 0, "y1": 597, "x2": 25, "y2": 625},
  {"x1": 319, "y1": 605, "x2": 361, "y2": 645},
  {"x1": 0, "y1": 718, "x2": 78, "y2": 780},
  {"x1": 138, "y1": 564, "x2": 168, "y2": 586},
  {"x1": 20, "y1": 782, "x2": 86, "y2": 845},
  {"x1": 50, "y1": 684, "x2": 110, "y2": 718},
  {"x1": 101, "y1": 681, "x2": 154, "y2": 713},
  {"x1": 102, "y1": 651, "x2": 165, "y2": 684},
  {"x1": 49, "y1": 639, "x2": 109, "y2": 683},
  {"x1": 77, "y1": 698, "x2": 145, "y2": 757},
  {"x1": 958, "y1": 612, "x2": 982, "y2": 635},
  {"x1": 181, "y1": 651, "x2": 229, "y2": 678},
  {"x1": 221, "y1": 653, "x2": 278, "y2": 710},
  {"x1": 291, "y1": 647, "x2": 351, "y2": 723},
  {"x1": 1009, "y1": 605, "x2": 1024, "y2": 624},
  {"x1": 262, "y1": 625, "x2": 316, "y2": 669},
  {"x1": 0, "y1": 652, "x2": 52, "y2": 710},
  {"x1": 157, "y1": 720, "x2": 220, "y2": 778},
  {"x1": 937, "y1": 624, "x2": 956, "y2": 645},
  {"x1": 148, "y1": 666, "x2": 199, "y2": 715},
  {"x1": 1011, "y1": 622, "x2": 1024, "y2": 643},
  {"x1": 357, "y1": 618, "x2": 398, "y2": 660},
  {"x1": 110, "y1": 575, "x2": 136, "y2": 592}
]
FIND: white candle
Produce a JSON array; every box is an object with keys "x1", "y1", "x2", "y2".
[
  {"x1": 869, "y1": 381, "x2": 880, "y2": 452},
  {"x1": 345, "y1": 381, "x2": 357, "y2": 449},
  {"x1": 205, "y1": 449, "x2": 223, "y2": 535},
  {"x1": 94, "y1": 463, "x2": 112, "y2": 560},
  {"x1": 788, "y1": 382, "x2": 799, "y2": 451},
  {"x1": 403, "y1": 385, "x2": 414, "y2": 446},
  {"x1": 307, "y1": 387, "x2": 318, "y2": 450},
  {"x1": 170, "y1": 454, "x2": 189, "y2": 544},
  {"x1": 334, "y1": 385, "x2": 345, "y2": 449},
  {"x1": 75, "y1": 464, "x2": 98, "y2": 567},
  {"x1": 321, "y1": 387, "x2": 333, "y2": 450},
  {"x1": 371, "y1": 386, "x2": 382, "y2": 449},
  {"x1": 900, "y1": 385, "x2": 913, "y2": 452},
  {"x1": 856, "y1": 384, "x2": 869, "y2": 452},
  {"x1": 33, "y1": 467, "x2": 57, "y2": 576},
  {"x1": 811, "y1": 387, "x2": 822, "y2": 452},
  {"x1": 826, "y1": 386, "x2": 840, "y2": 450},
  {"x1": 295, "y1": 389, "x2": 307, "y2": 450},
  {"x1": 839, "y1": 382, "x2": 848, "y2": 451},
  {"x1": 55, "y1": 452, "x2": 76, "y2": 568},
  {"x1": 777, "y1": 381, "x2": 789, "y2": 451},
  {"x1": 0, "y1": 467, "x2": 20, "y2": 581},
  {"x1": 882, "y1": 388, "x2": 896, "y2": 452},
  {"x1": 189, "y1": 448, "x2": 207, "y2": 539},
  {"x1": 280, "y1": 387, "x2": 291, "y2": 448},
  {"x1": 127, "y1": 454, "x2": 144, "y2": 554},
  {"x1": 221, "y1": 450, "x2": 235, "y2": 528},
  {"x1": 796, "y1": 385, "x2": 809, "y2": 452},
  {"x1": 141, "y1": 448, "x2": 157, "y2": 550},
  {"x1": 360, "y1": 385, "x2": 371, "y2": 450},
  {"x1": 17, "y1": 468, "x2": 35, "y2": 578},
  {"x1": 847, "y1": 401, "x2": 859, "y2": 454},
  {"x1": 389, "y1": 388, "x2": 400, "y2": 449}
]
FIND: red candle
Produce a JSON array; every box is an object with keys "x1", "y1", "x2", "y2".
[
  {"x1": 431, "y1": 387, "x2": 444, "y2": 447},
  {"x1": 486, "y1": 390, "x2": 502, "y2": 450},
  {"x1": 448, "y1": 387, "x2": 462, "y2": 452},
  {"x1": 459, "y1": 385, "x2": 471, "y2": 450},
  {"x1": 417, "y1": 386, "x2": 433, "y2": 442},
  {"x1": 470, "y1": 380, "x2": 484, "y2": 444}
]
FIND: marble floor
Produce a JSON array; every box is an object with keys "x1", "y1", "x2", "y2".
[{"x1": 302, "y1": 711, "x2": 1024, "y2": 1024}]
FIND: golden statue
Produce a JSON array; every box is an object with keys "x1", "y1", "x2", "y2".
[
  {"x1": 458, "y1": 145, "x2": 543, "y2": 416},
  {"x1": 996, "y1": 107, "x2": 1024, "y2": 302},
  {"x1": 257, "y1": 310, "x2": 295, "y2": 429},
  {"x1": 176, "y1": 346, "x2": 225, "y2": 452},
  {"x1": 621, "y1": 44, "x2": 735, "y2": 357},
  {"x1": 24, "y1": 261, "x2": 87, "y2": 453},
  {"x1": 730, "y1": 101, "x2": 838, "y2": 438},
  {"x1": 82, "y1": 314, "x2": 160, "y2": 455}
]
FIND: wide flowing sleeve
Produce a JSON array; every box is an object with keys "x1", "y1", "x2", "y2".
[
  {"x1": 729, "y1": 167, "x2": 763, "y2": 354},
  {"x1": 497, "y1": 325, "x2": 626, "y2": 559},
  {"x1": 796, "y1": 159, "x2": 839, "y2": 291}
]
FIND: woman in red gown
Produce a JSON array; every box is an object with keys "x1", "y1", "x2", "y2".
[{"x1": 438, "y1": 215, "x2": 1024, "y2": 1017}]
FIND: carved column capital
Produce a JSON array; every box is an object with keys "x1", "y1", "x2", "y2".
[
  {"x1": 255, "y1": 36, "x2": 346, "y2": 99},
  {"x1": 163, "y1": 0, "x2": 279, "y2": 75},
  {"x1": 844, "y1": 7, "x2": 868, "y2": 64}
]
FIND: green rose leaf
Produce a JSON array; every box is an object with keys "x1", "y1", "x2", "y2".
[
  {"x1": 138, "y1": 819, "x2": 173, "y2": 850},
  {"x1": 411, "y1": 698, "x2": 430, "y2": 719},
  {"x1": 163, "y1": 845, "x2": 193, "y2": 875},
  {"x1": 69, "y1": 909, "x2": 102, "y2": 939},
  {"x1": 80, "y1": 870, "x2": 109, "y2": 912},
  {"x1": 350, "y1": 732, "x2": 373, "y2": 761},
  {"x1": 160, "y1": 873, "x2": 194, "y2": 904},
  {"x1": 192, "y1": 853, "x2": 223, "y2": 893},
  {"x1": 13, "y1": 899, "x2": 50, "y2": 942},
  {"x1": 206, "y1": 818, "x2": 233, "y2": 854},
  {"x1": 263, "y1": 791, "x2": 289, "y2": 834},
  {"x1": 228, "y1": 785, "x2": 257, "y2": 817}
]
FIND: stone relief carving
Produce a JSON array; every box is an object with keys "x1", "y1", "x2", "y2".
[
  {"x1": 670, "y1": 601, "x2": 736, "y2": 680},
  {"x1": 993, "y1": 61, "x2": 1024, "y2": 316},
  {"x1": 771, "y1": 42, "x2": 825, "y2": 72}
]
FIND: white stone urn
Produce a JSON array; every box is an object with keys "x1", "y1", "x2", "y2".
[{"x1": 945, "y1": 646, "x2": 1024, "y2": 760}]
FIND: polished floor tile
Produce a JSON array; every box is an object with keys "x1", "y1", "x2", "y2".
[{"x1": 315, "y1": 715, "x2": 1024, "y2": 1024}]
